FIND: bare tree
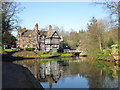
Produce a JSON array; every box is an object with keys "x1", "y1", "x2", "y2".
[
  {"x1": 93, "y1": 0, "x2": 120, "y2": 26},
  {"x1": 1, "y1": 1, "x2": 24, "y2": 45}
]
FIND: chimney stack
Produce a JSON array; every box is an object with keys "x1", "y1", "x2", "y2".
[
  {"x1": 23, "y1": 27, "x2": 26, "y2": 30},
  {"x1": 35, "y1": 23, "x2": 38, "y2": 32},
  {"x1": 49, "y1": 25, "x2": 52, "y2": 31}
]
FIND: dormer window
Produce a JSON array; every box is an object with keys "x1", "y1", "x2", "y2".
[{"x1": 23, "y1": 45, "x2": 27, "y2": 48}]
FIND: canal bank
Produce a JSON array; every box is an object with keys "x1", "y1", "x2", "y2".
[
  {"x1": 2, "y1": 62, "x2": 44, "y2": 89},
  {"x1": 2, "y1": 50, "x2": 76, "y2": 62}
]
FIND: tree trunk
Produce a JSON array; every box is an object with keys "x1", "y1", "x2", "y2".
[{"x1": 99, "y1": 36, "x2": 102, "y2": 51}]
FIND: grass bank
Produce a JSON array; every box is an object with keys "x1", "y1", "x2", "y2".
[
  {"x1": 2, "y1": 50, "x2": 74, "y2": 62},
  {"x1": 40, "y1": 53, "x2": 73, "y2": 57}
]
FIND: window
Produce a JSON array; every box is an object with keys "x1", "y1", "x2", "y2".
[
  {"x1": 34, "y1": 40, "x2": 36, "y2": 43},
  {"x1": 23, "y1": 45, "x2": 27, "y2": 48},
  {"x1": 52, "y1": 45, "x2": 59, "y2": 49},
  {"x1": 51, "y1": 39, "x2": 59, "y2": 44},
  {"x1": 45, "y1": 39, "x2": 50, "y2": 44},
  {"x1": 34, "y1": 36, "x2": 37, "y2": 38}
]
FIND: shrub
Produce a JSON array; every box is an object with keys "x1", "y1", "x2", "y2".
[
  {"x1": 95, "y1": 52, "x2": 104, "y2": 59},
  {"x1": 38, "y1": 51, "x2": 45, "y2": 55},
  {"x1": 44, "y1": 51, "x2": 49, "y2": 54},
  {"x1": 48, "y1": 52, "x2": 52, "y2": 55},
  {"x1": 106, "y1": 38, "x2": 114, "y2": 48},
  {"x1": 25, "y1": 48, "x2": 34, "y2": 51},
  {"x1": 71, "y1": 52, "x2": 75, "y2": 54},
  {"x1": 58, "y1": 47, "x2": 64, "y2": 52},
  {"x1": 111, "y1": 43, "x2": 120, "y2": 54},
  {"x1": 96, "y1": 48, "x2": 113, "y2": 60},
  {"x1": 102, "y1": 48, "x2": 111, "y2": 55},
  {"x1": 49, "y1": 52, "x2": 57, "y2": 55},
  {"x1": 64, "y1": 49, "x2": 69, "y2": 53}
]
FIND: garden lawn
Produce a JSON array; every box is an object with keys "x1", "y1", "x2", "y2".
[
  {"x1": 41, "y1": 53, "x2": 73, "y2": 57},
  {"x1": 4, "y1": 49, "x2": 13, "y2": 52},
  {"x1": 60, "y1": 53, "x2": 73, "y2": 57}
]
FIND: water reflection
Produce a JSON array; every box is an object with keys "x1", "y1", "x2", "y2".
[
  {"x1": 38, "y1": 61, "x2": 64, "y2": 88},
  {"x1": 14, "y1": 58, "x2": 119, "y2": 88}
]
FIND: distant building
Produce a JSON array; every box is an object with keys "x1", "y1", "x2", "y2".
[{"x1": 17, "y1": 24, "x2": 63, "y2": 52}]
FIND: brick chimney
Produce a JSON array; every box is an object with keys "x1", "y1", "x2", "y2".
[
  {"x1": 23, "y1": 27, "x2": 26, "y2": 30},
  {"x1": 35, "y1": 23, "x2": 38, "y2": 32},
  {"x1": 48, "y1": 25, "x2": 52, "y2": 31}
]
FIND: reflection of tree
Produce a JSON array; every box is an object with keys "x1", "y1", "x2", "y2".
[
  {"x1": 14, "y1": 59, "x2": 118, "y2": 88},
  {"x1": 79, "y1": 62, "x2": 103, "y2": 88},
  {"x1": 102, "y1": 76, "x2": 118, "y2": 88},
  {"x1": 64, "y1": 60, "x2": 118, "y2": 88}
]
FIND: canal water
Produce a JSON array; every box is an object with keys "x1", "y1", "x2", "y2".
[{"x1": 14, "y1": 58, "x2": 119, "y2": 88}]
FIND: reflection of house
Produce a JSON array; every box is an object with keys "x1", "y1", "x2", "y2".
[
  {"x1": 39, "y1": 61, "x2": 62, "y2": 82},
  {"x1": 37, "y1": 61, "x2": 64, "y2": 88},
  {"x1": 17, "y1": 24, "x2": 63, "y2": 52},
  {"x1": 15, "y1": 60, "x2": 64, "y2": 88}
]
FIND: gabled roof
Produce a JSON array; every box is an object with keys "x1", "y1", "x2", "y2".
[
  {"x1": 39, "y1": 31, "x2": 47, "y2": 36},
  {"x1": 22, "y1": 30, "x2": 33, "y2": 37},
  {"x1": 18, "y1": 28, "x2": 61, "y2": 39},
  {"x1": 46, "y1": 30, "x2": 56, "y2": 38},
  {"x1": 18, "y1": 28, "x2": 26, "y2": 33},
  {"x1": 52, "y1": 31, "x2": 61, "y2": 39}
]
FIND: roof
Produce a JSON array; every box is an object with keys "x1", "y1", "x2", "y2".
[
  {"x1": 18, "y1": 28, "x2": 26, "y2": 33},
  {"x1": 21, "y1": 30, "x2": 33, "y2": 37},
  {"x1": 19, "y1": 28, "x2": 60, "y2": 39},
  {"x1": 46, "y1": 30, "x2": 56, "y2": 38},
  {"x1": 39, "y1": 30, "x2": 47, "y2": 36}
]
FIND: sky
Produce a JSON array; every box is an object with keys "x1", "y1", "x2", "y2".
[{"x1": 12, "y1": 2, "x2": 109, "y2": 36}]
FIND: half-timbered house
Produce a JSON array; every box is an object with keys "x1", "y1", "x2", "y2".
[{"x1": 17, "y1": 24, "x2": 63, "y2": 52}]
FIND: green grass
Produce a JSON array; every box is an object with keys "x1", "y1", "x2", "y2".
[
  {"x1": 4, "y1": 49, "x2": 19, "y2": 52},
  {"x1": 40, "y1": 53, "x2": 73, "y2": 57},
  {"x1": 60, "y1": 53, "x2": 73, "y2": 57},
  {"x1": 4, "y1": 49, "x2": 13, "y2": 52},
  {"x1": 41, "y1": 54, "x2": 60, "y2": 57}
]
